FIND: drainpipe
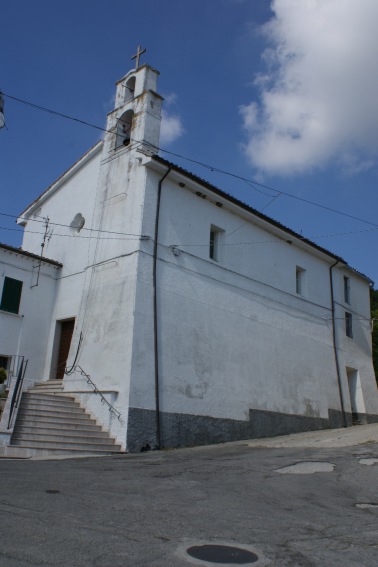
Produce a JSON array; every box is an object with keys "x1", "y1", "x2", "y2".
[
  {"x1": 153, "y1": 166, "x2": 171, "y2": 449},
  {"x1": 329, "y1": 260, "x2": 347, "y2": 427}
]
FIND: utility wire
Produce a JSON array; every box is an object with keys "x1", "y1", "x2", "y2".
[
  {"x1": 2, "y1": 216, "x2": 378, "y2": 246},
  {"x1": 0, "y1": 211, "x2": 147, "y2": 238},
  {"x1": 3, "y1": 91, "x2": 378, "y2": 230},
  {"x1": 0, "y1": 224, "x2": 144, "y2": 241},
  {"x1": 3, "y1": 93, "x2": 108, "y2": 134}
]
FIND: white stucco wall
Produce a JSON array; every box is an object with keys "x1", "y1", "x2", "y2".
[
  {"x1": 0, "y1": 248, "x2": 59, "y2": 385},
  {"x1": 19, "y1": 144, "x2": 103, "y2": 381},
  {"x1": 333, "y1": 268, "x2": 378, "y2": 416},
  {"x1": 8, "y1": 61, "x2": 376, "y2": 451},
  {"x1": 127, "y1": 163, "x2": 378, "y2": 425}
]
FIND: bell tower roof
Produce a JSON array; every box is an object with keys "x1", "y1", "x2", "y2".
[{"x1": 106, "y1": 49, "x2": 163, "y2": 155}]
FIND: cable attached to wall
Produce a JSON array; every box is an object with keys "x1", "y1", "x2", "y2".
[{"x1": 65, "y1": 332, "x2": 83, "y2": 375}]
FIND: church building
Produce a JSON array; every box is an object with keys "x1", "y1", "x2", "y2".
[{"x1": 1, "y1": 56, "x2": 377, "y2": 456}]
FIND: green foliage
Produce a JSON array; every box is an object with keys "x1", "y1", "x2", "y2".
[
  {"x1": 0, "y1": 367, "x2": 7, "y2": 384},
  {"x1": 370, "y1": 288, "x2": 378, "y2": 386}
]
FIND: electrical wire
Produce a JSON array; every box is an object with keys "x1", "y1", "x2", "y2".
[
  {"x1": 0, "y1": 224, "x2": 144, "y2": 241},
  {"x1": 0, "y1": 211, "x2": 147, "y2": 239},
  {"x1": 2, "y1": 211, "x2": 378, "y2": 245},
  {"x1": 3, "y1": 91, "x2": 378, "y2": 230}
]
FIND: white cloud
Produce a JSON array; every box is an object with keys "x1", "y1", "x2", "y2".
[
  {"x1": 160, "y1": 110, "x2": 184, "y2": 145},
  {"x1": 241, "y1": 0, "x2": 378, "y2": 176},
  {"x1": 160, "y1": 93, "x2": 184, "y2": 145}
]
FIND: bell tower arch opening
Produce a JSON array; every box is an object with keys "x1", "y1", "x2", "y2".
[
  {"x1": 124, "y1": 76, "x2": 136, "y2": 104},
  {"x1": 116, "y1": 109, "x2": 134, "y2": 149}
]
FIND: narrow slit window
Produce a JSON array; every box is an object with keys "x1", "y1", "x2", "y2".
[
  {"x1": 345, "y1": 312, "x2": 353, "y2": 338},
  {"x1": 296, "y1": 266, "x2": 305, "y2": 295},
  {"x1": 344, "y1": 276, "x2": 350, "y2": 304},
  {"x1": 0, "y1": 277, "x2": 23, "y2": 314},
  {"x1": 209, "y1": 226, "x2": 223, "y2": 262},
  {"x1": 209, "y1": 229, "x2": 217, "y2": 260}
]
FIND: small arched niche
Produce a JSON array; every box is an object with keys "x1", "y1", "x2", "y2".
[
  {"x1": 116, "y1": 109, "x2": 134, "y2": 149},
  {"x1": 124, "y1": 76, "x2": 136, "y2": 103}
]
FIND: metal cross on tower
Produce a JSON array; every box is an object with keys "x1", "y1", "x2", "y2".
[{"x1": 131, "y1": 45, "x2": 146, "y2": 69}]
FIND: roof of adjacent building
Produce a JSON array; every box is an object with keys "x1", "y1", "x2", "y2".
[{"x1": 0, "y1": 243, "x2": 63, "y2": 268}]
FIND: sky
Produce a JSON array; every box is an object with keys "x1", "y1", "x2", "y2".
[{"x1": 1, "y1": 0, "x2": 378, "y2": 283}]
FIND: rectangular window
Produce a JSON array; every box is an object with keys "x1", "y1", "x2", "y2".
[
  {"x1": 0, "y1": 356, "x2": 9, "y2": 371},
  {"x1": 345, "y1": 312, "x2": 353, "y2": 338},
  {"x1": 344, "y1": 276, "x2": 350, "y2": 304},
  {"x1": 296, "y1": 266, "x2": 305, "y2": 295},
  {"x1": 209, "y1": 225, "x2": 223, "y2": 261},
  {"x1": 0, "y1": 277, "x2": 23, "y2": 314}
]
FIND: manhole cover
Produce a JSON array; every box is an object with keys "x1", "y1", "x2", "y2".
[
  {"x1": 187, "y1": 544, "x2": 258, "y2": 564},
  {"x1": 46, "y1": 489, "x2": 61, "y2": 494}
]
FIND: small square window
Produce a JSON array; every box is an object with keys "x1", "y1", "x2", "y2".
[
  {"x1": 296, "y1": 266, "x2": 305, "y2": 295},
  {"x1": 344, "y1": 276, "x2": 350, "y2": 304},
  {"x1": 0, "y1": 277, "x2": 23, "y2": 314},
  {"x1": 345, "y1": 312, "x2": 353, "y2": 338}
]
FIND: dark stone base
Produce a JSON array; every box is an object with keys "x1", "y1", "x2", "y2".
[
  {"x1": 126, "y1": 406, "x2": 378, "y2": 453},
  {"x1": 366, "y1": 413, "x2": 378, "y2": 424}
]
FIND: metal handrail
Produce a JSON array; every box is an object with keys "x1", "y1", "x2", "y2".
[
  {"x1": 1, "y1": 354, "x2": 25, "y2": 389},
  {"x1": 7, "y1": 359, "x2": 28, "y2": 429},
  {"x1": 69, "y1": 365, "x2": 124, "y2": 423}
]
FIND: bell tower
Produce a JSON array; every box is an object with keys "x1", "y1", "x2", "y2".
[
  {"x1": 104, "y1": 48, "x2": 163, "y2": 156},
  {"x1": 67, "y1": 51, "x2": 164, "y2": 445}
]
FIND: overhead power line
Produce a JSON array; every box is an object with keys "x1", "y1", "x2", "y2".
[
  {"x1": 0, "y1": 211, "x2": 147, "y2": 239},
  {"x1": 2, "y1": 209, "x2": 378, "y2": 246},
  {"x1": 2, "y1": 91, "x2": 378, "y2": 230},
  {"x1": 3, "y1": 93, "x2": 108, "y2": 134}
]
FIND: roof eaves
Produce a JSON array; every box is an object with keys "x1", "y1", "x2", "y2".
[
  {"x1": 0, "y1": 243, "x2": 63, "y2": 268},
  {"x1": 152, "y1": 156, "x2": 347, "y2": 258}
]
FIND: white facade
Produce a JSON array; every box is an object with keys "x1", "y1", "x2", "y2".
[
  {"x1": 0, "y1": 245, "x2": 61, "y2": 386},
  {"x1": 1, "y1": 63, "x2": 377, "y2": 451}
]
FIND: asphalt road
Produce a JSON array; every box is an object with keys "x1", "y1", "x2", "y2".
[{"x1": 1, "y1": 429, "x2": 378, "y2": 566}]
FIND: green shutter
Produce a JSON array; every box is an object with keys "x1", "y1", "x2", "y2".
[{"x1": 0, "y1": 277, "x2": 23, "y2": 314}]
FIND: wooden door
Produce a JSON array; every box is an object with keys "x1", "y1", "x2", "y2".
[{"x1": 56, "y1": 319, "x2": 75, "y2": 379}]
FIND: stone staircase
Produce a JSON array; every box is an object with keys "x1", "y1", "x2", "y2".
[{"x1": 9, "y1": 380, "x2": 123, "y2": 457}]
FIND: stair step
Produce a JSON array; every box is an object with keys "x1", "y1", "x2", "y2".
[
  {"x1": 15, "y1": 413, "x2": 98, "y2": 425},
  {"x1": 18, "y1": 405, "x2": 87, "y2": 417},
  {"x1": 14, "y1": 421, "x2": 103, "y2": 432},
  {"x1": 11, "y1": 438, "x2": 122, "y2": 451},
  {"x1": 9, "y1": 386, "x2": 124, "y2": 457},
  {"x1": 8, "y1": 445, "x2": 123, "y2": 456},
  {"x1": 20, "y1": 399, "x2": 83, "y2": 412},
  {"x1": 30, "y1": 388, "x2": 64, "y2": 392},
  {"x1": 32, "y1": 380, "x2": 63, "y2": 387},
  {"x1": 20, "y1": 399, "x2": 81, "y2": 411},
  {"x1": 30, "y1": 383, "x2": 63, "y2": 390},
  {"x1": 12, "y1": 431, "x2": 117, "y2": 444},
  {"x1": 23, "y1": 393, "x2": 77, "y2": 404},
  {"x1": 13, "y1": 425, "x2": 110, "y2": 438}
]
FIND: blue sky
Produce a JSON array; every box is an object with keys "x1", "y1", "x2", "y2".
[{"x1": 1, "y1": 0, "x2": 378, "y2": 283}]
